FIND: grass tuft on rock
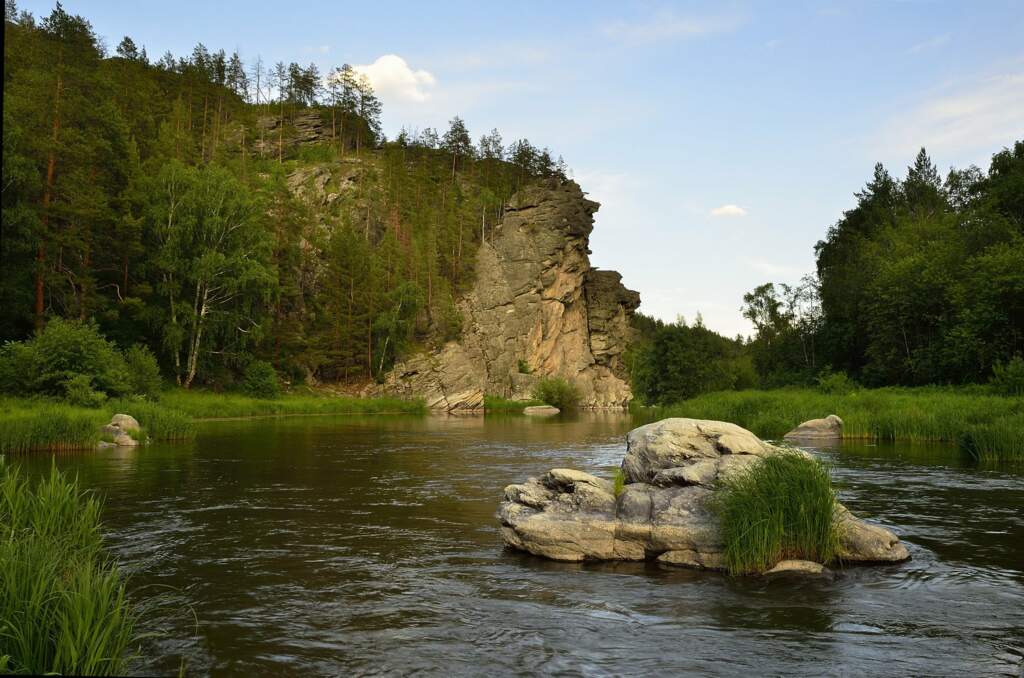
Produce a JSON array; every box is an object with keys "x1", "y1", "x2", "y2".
[
  {"x1": 713, "y1": 451, "x2": 840, "y2": 575},
  {"x1": 0, "y1": 460, "x2": 139, "y2": 675}
]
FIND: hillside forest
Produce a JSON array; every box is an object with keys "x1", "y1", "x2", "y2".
[{"x1": 2, "y1": 2, "x2": 568, "y2": 391}]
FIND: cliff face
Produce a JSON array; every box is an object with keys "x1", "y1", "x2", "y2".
[{"x1": 372, "y1": 179, "x2": 639, "y2": 410}]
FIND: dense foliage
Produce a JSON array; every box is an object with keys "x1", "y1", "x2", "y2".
[
  {"x1": 629, "y1": 314, "x2": 755, "y2": 404},
  {"x1": 0, "y1": 461, "x2": 139, "y2": 675},
  {"x1": 2, "y1": 3, "x2": 569, "y2": 390},
  {"x1": 531, "y1": 377, "x2": 581, "y2": 411}
]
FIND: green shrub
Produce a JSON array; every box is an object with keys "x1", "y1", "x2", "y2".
[
  {"x1": 63, "y1": 375, "x2": 108, "y2": 408},
  {"x1": 816, "y1": 369, "x2": 857, "y2": 395},
  {"x1": 123, "y1": 345, "x2": 162, "y2": 399},
  {"x1": 0, "y1": 461, "x2": 139, "y2": 674},
  {"x1": 1, "y1": 320, "x2": 129, "y2": 399},
  {"x1": 990, "y1": 356, "x2": 1024, "y2": 396},
  {"x1": 713, "y1": 452, "x2": 840, "y2": 574},
  {"x1": 517, "y1": 359, "x2": 532, "y2": 375},
  {"x1": 531, "y1": 377, "x2": 580, "y2": 411},
  {"x1": 242, "y1": 361, "x2": 281, "y2": 399}
]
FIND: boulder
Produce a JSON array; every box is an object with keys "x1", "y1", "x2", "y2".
[
  {"x1": 524, "y1": 405, "x2": 560, "y2": 416},
  {"x1": 99, "y1": 413, "x2": 142, "y2": 448},
  {"x1": 784, "y1": 414, "x2": 843, "y2": 441},
  {"x1": 764, "y1": 560, "x2": 834, "y2": 579},
  {"x1": 497, "y1": 417, "x2": 909, "y2": 572},
  {"x1": 110, "y1": 413, "x2": 140, "y2": 432}
]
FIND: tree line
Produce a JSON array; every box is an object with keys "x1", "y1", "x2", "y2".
[
  {"x1": 631, "y1": 143, "x2": 1024, "y2": 403},
  {"x1": 2, "y1": 2, "x2": 571, "y2": 392}
]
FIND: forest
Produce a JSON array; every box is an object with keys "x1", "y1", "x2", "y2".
[
  {"x1": 630, "y1": 142, "x2": 1024, "y2": 404},
  {"x1": 1, "y1": 2, "x2": 568, "y2": 394}
]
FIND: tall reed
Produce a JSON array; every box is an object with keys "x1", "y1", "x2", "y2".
[
  {"x1": 713, "y1": 452, "x2": 840, "y2": 575},
  {"x1": 640, "y1": 387, "x2": 1024, "y2": 462},
  {"x1": 0, "y1": 461, "x2": 139, "y2": 675}
]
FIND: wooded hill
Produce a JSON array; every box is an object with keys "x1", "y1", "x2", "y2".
[{"x1": 2, "y1": 3, "x2": 568, "y2": 388}]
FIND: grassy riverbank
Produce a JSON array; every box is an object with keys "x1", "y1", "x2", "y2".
[
  {"x1": 0, "y1": 391, "x2": 425, "y2": 454},
  {"x1": 637, "y1": 387, "x2": 1024, "y2": 462},
  {"x1": 0, "y1": 462, "x2": 139, "y2": 675}
]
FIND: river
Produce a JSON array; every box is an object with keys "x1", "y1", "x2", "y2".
[{"x1": 18, "y1": 413, "x2": 1024, "y2": 676}]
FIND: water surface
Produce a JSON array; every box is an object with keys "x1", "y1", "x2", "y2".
[{"x1": 18, "y1": 414, "x2": 1024, "y2": 676}]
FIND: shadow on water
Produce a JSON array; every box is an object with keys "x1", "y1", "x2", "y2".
[{"x1": 15, "y1": 412, "x2": 1024, "y2": 677}]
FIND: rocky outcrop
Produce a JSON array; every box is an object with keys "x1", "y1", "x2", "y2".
[
  {"x1": 785, "y1": 414, "x2": 844, "y2": 441},
  {"x1": 371, "y1": 179, "x2": 640, "y2": 410},
  {"x1": 497, "y1": 418, "x2": 910, "y2": 571}
]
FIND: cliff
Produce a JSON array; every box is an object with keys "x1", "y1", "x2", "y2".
[{"x1": 370, "y1": 179, "x2": 640, "y2": 410}]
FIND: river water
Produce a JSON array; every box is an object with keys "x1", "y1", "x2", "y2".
[{"x1": 17, "y1": 413, "x2": 1024, "y2": 676}]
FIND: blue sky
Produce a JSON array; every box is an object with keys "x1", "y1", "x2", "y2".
[{"x1": 21, "y1": 0, "x2": 1024, "y2": 335}]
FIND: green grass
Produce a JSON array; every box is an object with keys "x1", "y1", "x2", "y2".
[
  {"x1": 160, "y1": 389, "x2": 426, "y2": 419},
  {"x1": 0, "y1": 460, "x2": 139, "y2": 675},
  {"x1": 637, "y1": 387, "x2": 1024, "y2": 463},
  {"x1": 0, "y1": 399, "x2": 106, "y2": 454},
  {"x1": 713, "y1": 452, "x2": 840, "y2": 575},
  {"x1": 483, "y1": 394, "x2": 544, "y2": 413}
]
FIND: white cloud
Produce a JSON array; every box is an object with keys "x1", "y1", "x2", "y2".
[
  {"x1": 710, "y1": 204, "x2": 748, "y2": 217},
  {"x1": 876, "y1": 70, "x2": 1024, "y2": 160},
  {"x1": 601, "y1": 10, "x2": 746, "y2": 44},
  {"x1": 352, "y1": 54, "x2": 436, "y2": 103},
  {"x1": 907, "y1": 34, "x2": 950, "y2": 54}
]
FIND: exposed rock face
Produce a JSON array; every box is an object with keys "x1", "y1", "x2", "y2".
[
  {"x1": 497, "y1": 418, "x2": 910, "y2": 570},
  {"x1": 785, "y1": 414, "x2": 844, "y2": 441},
  {"x1": 372, "y1": 179, "x2": 640, "y2": 410}
]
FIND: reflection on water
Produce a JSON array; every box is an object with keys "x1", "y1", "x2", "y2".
[{"x1": 16, "y1": 414, "x2": 1024, "y2": 676}]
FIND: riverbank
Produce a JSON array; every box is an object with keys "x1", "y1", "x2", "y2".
[
  {"x1": 0, "y1": 391, "x2": 426, "y2": 454},
  {"x1": 636, "y1": 387, "x2": 1024, "y2": 462}
]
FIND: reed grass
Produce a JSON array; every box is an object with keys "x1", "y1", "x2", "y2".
[
  {"x1": 483, "y1": 395, "x2": 544, "y2": 413},
  {"x1": 0, "y1": 399, "x2": 106, "y2": 454},
  {"x1": 160, "y1": 389, "x2": 426, "y2": 419},
  {"x1": 713, "y1": 452, "x2": 840, "y2": 575},
  {"x1": 0, "y1": 461, "x2": 139, "y2": 675},
  {"x1": 639, "y1": 387, "x2": 1024, "y2": 463}
]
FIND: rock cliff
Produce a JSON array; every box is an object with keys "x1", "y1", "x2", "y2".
[{"x1": 371, "y1": 179, "x2": 640, "y2": 410}]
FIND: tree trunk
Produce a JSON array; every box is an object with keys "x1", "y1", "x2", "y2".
[{"x1": 35, "y1": 71, "x2": 63, "y2": 329}]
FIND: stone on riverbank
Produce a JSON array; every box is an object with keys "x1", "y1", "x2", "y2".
[
  {"x1": 784, "y1": 414, "x2": 843, "y2": 441},
  {"x1": 497, "y1": 417, "x2": 909, "y2": 572},
  {"x1": 523, "y1": 405, "x2": 560, "y2": 416},
  {"x1": 99, "y1": 413, "x2": 141, "y2": 448}
]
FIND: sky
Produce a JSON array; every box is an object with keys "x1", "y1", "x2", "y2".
[{"x1": 20, "y1": 0, "x2": 1024, "y2": 336}]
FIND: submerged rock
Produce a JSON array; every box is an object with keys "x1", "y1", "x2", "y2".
[
  {"x1": 497, "y1": 417, "x2": 909, "y2": 571},
  {"x1": 523, "y1": 405, "x2": 560, "y2": 416},
  {"x1": 765, "y1": 559, "x2": 834, "y2": 579},
  {"x1": 784, "y1": 414, "x2": 843, "y2": 441}
]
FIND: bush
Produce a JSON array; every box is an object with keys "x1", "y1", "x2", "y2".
[
  {"x1": 990, "y1": 355, "x2": 1024, "y2": 396},
  {"x1": 242, "y1": 360, "x2": 281, "y2": 399},
  {"x1": 123, "y1": 345, "x2": 162, "y2": 398},
  {"x1": 517, "y1": 359, "x2": 532, "y2": 375},
  {"x1": 531, "y1": 377, "x2": 581, "y2": 411},
  {"x1": 0, "y1": 461, "x2": 139, "y2": 674},
  {"x1": 63, "y1": 374, "x2": 108, "y2": 408},
  {"x1": 816, "y1": 369, "x2": 857, "y2": 395},
  {"x1": 713, "y1": 452, "x2": 840, "y2": 574},
  {"x1": 0, "y1": 320, "x2": 130, "y2": 400}
]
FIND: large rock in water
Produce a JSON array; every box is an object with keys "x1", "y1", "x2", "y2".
[
  {"x1": 497, "y1": 418, "x2": 909, "y2": 570},
  {"x1": 367, "y1": 179, "x2": 640, "y2": 411},
  {"x1": 785, "y1": 414, "x2": 844, "y2": 441}
]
